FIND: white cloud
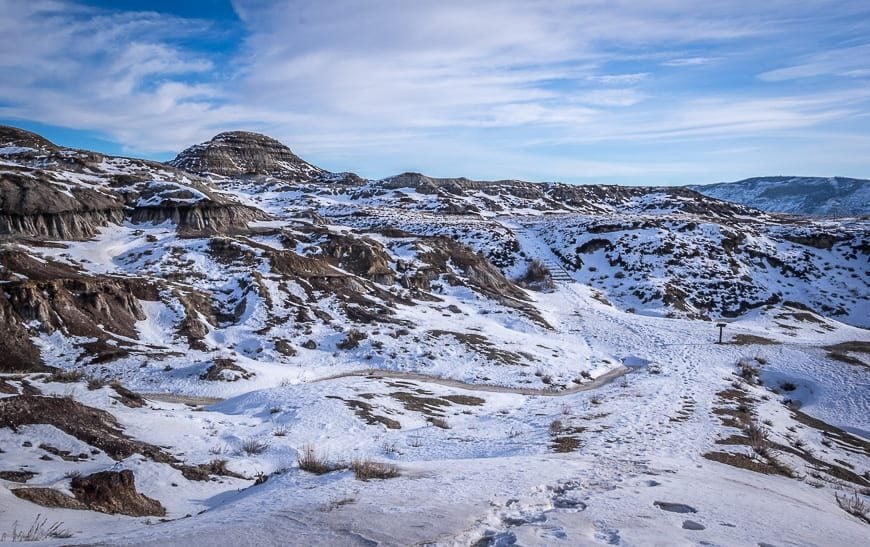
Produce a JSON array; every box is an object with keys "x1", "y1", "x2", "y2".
[
  {"x1": 758, "y1": 44, "x2": 870, "y2": 81},
  {"x1": 661, "y1": 57, "x2": 719, "y2": 67},
  {"x1": 587, "y1": 73, "x2": 650, "y2": 85},
  {"x1": 0, "y1": 0, "x2": 868, "y2": 184}
]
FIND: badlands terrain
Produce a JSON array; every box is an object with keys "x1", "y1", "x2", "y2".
[{"x1": 0, "y1": 125, "x2": 867, "y2": 545}]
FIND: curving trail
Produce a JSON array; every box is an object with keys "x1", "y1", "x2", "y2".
[{"x1": 311, "y1": 365, "x2": 631, "y2": 396}]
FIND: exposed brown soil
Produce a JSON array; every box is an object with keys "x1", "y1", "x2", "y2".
[
  {"x1": 13, "y1": 470, "x2": 165, "y2": 517},
  {"x1": 551, "y1": 436, "x2": 581, "y2": 453},
  {"x1": 441, "y1": 394, "x2": 485, "y2": 406},
  {"x1": 327, "y1": 396, "x2": 401, "y2": 429},
  {"x1": 0, "y1": 470, "x2": 37, "y2": 483},
  {"x1": 200, "y1": 358, "x2": 254, "y2": 381},
  {"x1": 427, "y1": 330, "x2": 527, "y2": 366},
  {"x1": 111, "y1": 381, "x2": 146, "y2": 408},
  {"x1": 703, "y1": 451, "x2": 792, "y2": 477},
  {"x1": 71, "y1": 470, "x2": 166, "y2": 516},
  {"x1": 730, "y1": 334, "x2": 778, "y2": 345},
  {"x1": 824, "y1": 341, "x2": 870, "y2": 354},
  {"x1": 0, "y1": 395, "x2": 229, "y2": 481},
  {"x1": 389, "y1": 391, "x2": 451, "y2": 417}
]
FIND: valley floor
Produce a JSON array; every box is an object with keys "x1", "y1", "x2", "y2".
[{"x1": 2, "y1": 283, "x2": 868, "y2": 546}]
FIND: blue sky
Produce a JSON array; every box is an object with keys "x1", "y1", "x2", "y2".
[{"x1": 1, "y1": 1, "x2": 869, "y2": 185}]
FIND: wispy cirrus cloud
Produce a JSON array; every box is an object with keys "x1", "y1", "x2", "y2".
[
  {"x1": 661, "y1": 57, "x2": 720, "y2": 67},
  {"x1": 758, "y1": 44, "x2": 870, "y2": 81}
]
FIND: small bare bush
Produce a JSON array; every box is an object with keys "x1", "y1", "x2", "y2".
[
  {"x1": 517, "y1": 259, "x2": 555, "y2": 290},
  {"x1": 737, "y1": 359, "x2": 759, "y2": 383},
  {"x1": 273, "y1": 425, "x2": 289, "y2": 437},
  {"x1": 835, "y1": 490, "x2": 869, "y2": 523},
  {"x1": 337, "y1": 329, "x2": 367, "y2": 350},
  {"x1": 86, "y1": 377, "x2": 105, "y2": 390},
  {"x1": 382, "y1": 441, "x2": 400, "y2": 454},
  {"x1": 428, "y1": 417, "x2": 450, "y2": 429},
  {"x1": 239, "y1": 437, "x2": 270, "y2": 456},
  {"x1": 745, "y1": 420, "x2": 770, "y2": 458},
  {"x1": 204, "y1": 459, "x2": 231, "y2": 475},
  {"x1": 47, "y1": 370, "x2": 84, "y2": 383},
  {"x1": 549, "y1": 419, "x2": 563, "y2": 435},
  {"x1": 297, "y1": 445, "x2": 336, "y2": 475},
  {"x1": 2, "y1": 514, "x2": 72, "y2": 541},
  {"x1": 350, "y1": 458, "x2": 400, "y2": 481}
]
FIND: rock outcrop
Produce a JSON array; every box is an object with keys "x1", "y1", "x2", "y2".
[
  {"x1": 70, "y1": 470, "x2": 166, "y2": 516},
  {"x1": 0, "y1": 124, "x2": 270, "y2": 240},
  {"x1": 169, "y1": 131, "x2": 325, "y2": 180},
  {"x1": 0, "y1": 171, "x2": 126, "y2": 240}
]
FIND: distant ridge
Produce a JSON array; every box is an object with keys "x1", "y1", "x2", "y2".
[{"x1": 690, "y1": 176, "x2": 869, "y2": 216}]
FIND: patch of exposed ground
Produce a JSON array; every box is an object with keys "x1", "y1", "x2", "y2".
[
  {"x1": 730, "y1": 334, "x2": 778, "y2": 345},
  {"x1": 326, "y1": 396, "x2": 401, "y2": 429},
  {"x1": 824, "y1": 341, "x2": 870, "y2": 369},
  {"x1": 427, "y1": 330, "x2": 528, "y2": 366},
  {"x1": 0, "y1": 395, "x2": 241, "y2": 481},
  {"x1": 12, "y1": 470, "x2": 165, "y2": 517},
  {"x1": 705, "y1": 359, "x2": 869, "y2": 487}
]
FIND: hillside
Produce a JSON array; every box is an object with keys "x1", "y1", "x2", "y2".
[
  {"x1": 690, "y1": 176, "x2": 870, "y2": 217},
  {"x1": 0, "y1": 125, "x2": 867, "y2": 546}
]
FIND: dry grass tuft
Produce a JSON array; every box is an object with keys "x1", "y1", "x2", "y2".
[
  {"x1": 737, "y1": 359, "x2": 760, "y2": 384},
  {"x1": 428, "y1": 417, "x2": 450, "y2": 429},
  {"x1": 350, "y1": 458, "x2": 400, "y2": 481},
  {"x1": 239, "y1": 437, "x2": 270, "y2": 456},
  {"x1": 297, "y1": 445, "x2": 336, "y2": 475},
  {"x1": 835, "y1": 490, "x2": 869, "y2": 523},
  {"x1": 2, "y1": 514, "x2": 72, "y2": 542},
  {"x1": 744, "y1": 420, "x2": 770, "y2": 458},
  {"x1": 47, "y1": 370, "x2": 85, "y2": 383}
]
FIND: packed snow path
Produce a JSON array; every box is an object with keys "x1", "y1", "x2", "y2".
[{"x1": 312, "y1": 365, "x2": 630, "y2": 396}]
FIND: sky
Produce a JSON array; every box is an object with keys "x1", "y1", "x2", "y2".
[{"x1": 1, "y1": 1, "x2": 869, "y2": 186}]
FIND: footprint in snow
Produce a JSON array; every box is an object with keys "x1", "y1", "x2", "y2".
[
  {"x1": 472, "y1": 530, "x2": 517, "y2": 547},
  {"x1": 593, "y1": 520, "x2": 621, "y2": 545}
]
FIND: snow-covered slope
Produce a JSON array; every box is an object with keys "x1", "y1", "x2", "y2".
[
  {"x1": 690, "y1": 176, "x2": 870, "y2": 217},
  {"x1": 1, "y1": 125, "x2": 867, "y2": 546}
]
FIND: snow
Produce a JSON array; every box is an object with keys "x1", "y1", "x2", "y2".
[
  {"x1": 1, "y1": 146, "x2": 868, "y2": 546},
  {"x1": 0, "y1": 146, "x2": 36, "y2": 155}
]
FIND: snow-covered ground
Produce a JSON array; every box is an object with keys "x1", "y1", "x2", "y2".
[
  {"x1": 2, "y1": 277, "x2": 867, "y2": 545},
  {"x1": 1, "y1": 131, "x2": 868, "y2": 545}
]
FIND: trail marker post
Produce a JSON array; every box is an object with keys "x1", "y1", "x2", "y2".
[{"x1": 716, "y1": 322, "x2": 727, "y2": 344}]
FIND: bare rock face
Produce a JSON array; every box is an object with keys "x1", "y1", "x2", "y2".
[
  {"x1": 0, "y1": 248, "x2": 163, "y2": 371},
  {"x1": 169, "y1": 131, "x2": 325, "y2": 180},
  {"x1": 70, "y1": 470, "x2": 165, "y2": 517},
  {"x1": 319, "y1": 233, "x2": 395, "y2": 285},
  {"x1": 12, "y1": 470, "x2": 165, "y2": 517},
  {"x1": 0, "y1": 125, "x2": 57, "y2": 151},
  {"x1": 0, "y1": 124, "x2": 269, "y2": 240},
  {"x1": 129, "y1": 201, "x2": 269, "y2": 235},
  {"x1": 0, "y1": 172, "x2": 126, "y2": 239}
]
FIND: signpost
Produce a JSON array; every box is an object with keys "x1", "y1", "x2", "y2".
[{"x1": 716, "y1": 322, "x2": 727, "y2": 344}]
